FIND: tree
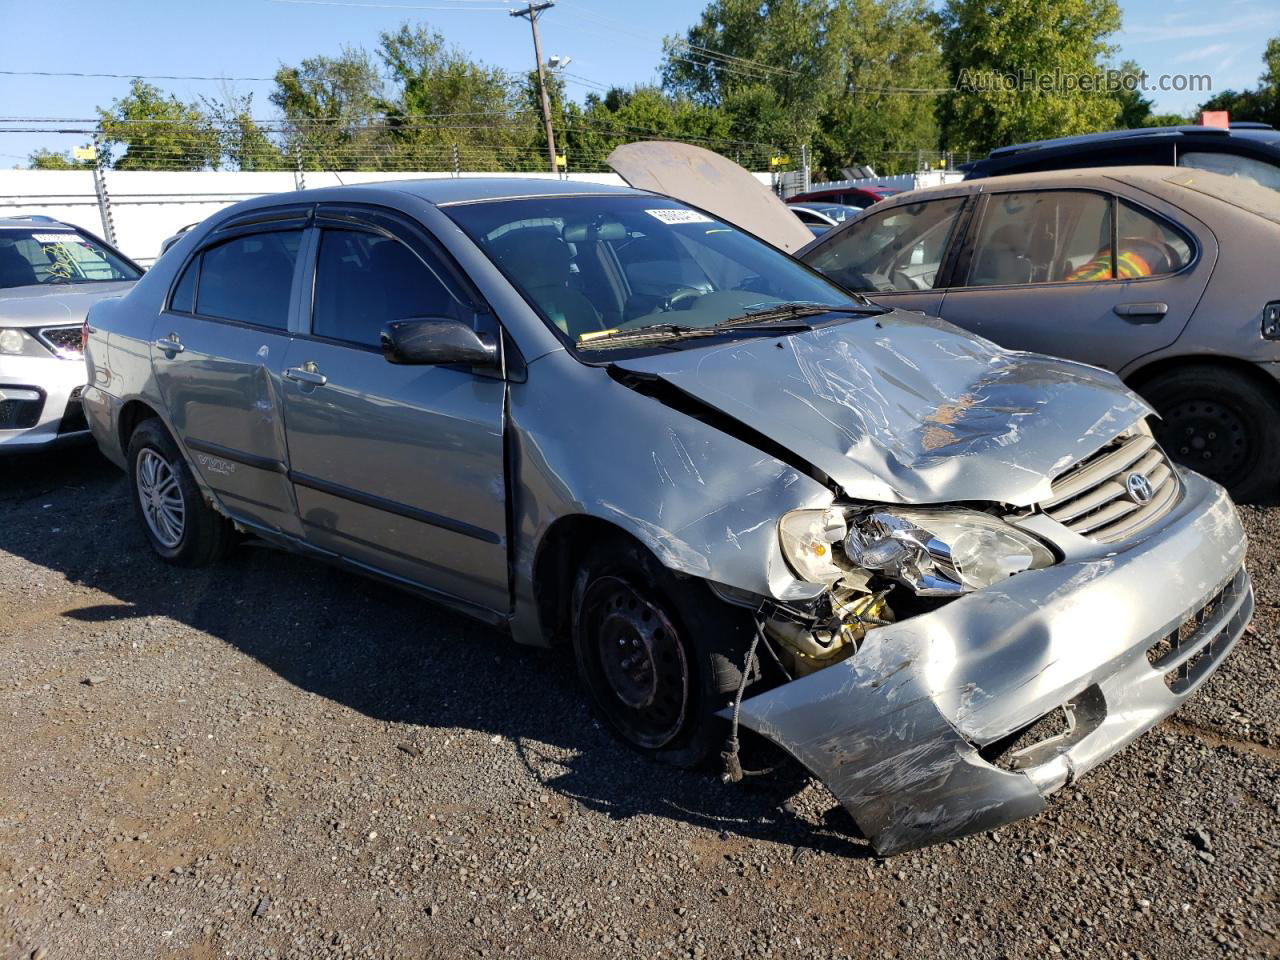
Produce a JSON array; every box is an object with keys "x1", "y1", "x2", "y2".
[
  {"x1": 97, "y1": 80, "x2": 219, "y2": 170},
  {"x1": 271, "y1": 48, "x2": 385, "y2": 169},
  {"x1": 939, "y1": 0, "x2": 1122, "y2": 154},
  {"x1": 377, "y1": 23, "x2": 534, "y2": 170},
  {"x1": 202, "y1": 92, "x2": 287, "y2": 171},
  {"x1": 1199, "y1": 36, "x2": 1280, "y2": 128},
  {"x1": 562, "y1": 85, "x2": 733, "y2": 170},
  {"x1": 27, "y1": 148, "x2": 93, "y2": 170},
  {"x1": 1111, "y1": 59, "x2": 1153, "y2": 128}
]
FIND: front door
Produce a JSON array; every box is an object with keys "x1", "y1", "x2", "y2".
[
  {"x1": 151, "y1": 220, "x2": 308, "y2": 537},
  {"x1": 936, "y1": 188, "x2": 1215, "y2": 372},
  {"x1": 281, "y1": 210, "x2": 509, "y2": 613}
]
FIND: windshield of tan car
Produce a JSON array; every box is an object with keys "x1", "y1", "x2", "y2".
[
  {"x1": 444, "y1": 195, "x2": 860, "y2": 351},
  {"x1": 0, "y1": 229, "x2": 141, "y2": 289}
]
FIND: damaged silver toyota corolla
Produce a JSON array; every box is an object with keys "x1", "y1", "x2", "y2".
[{"x1": 83, "y1": 179, "x2": 1252, "y2": 856}]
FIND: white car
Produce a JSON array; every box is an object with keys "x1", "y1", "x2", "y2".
[{"x1": 0, "y1": 216, "x2": 142, "y2": 452}]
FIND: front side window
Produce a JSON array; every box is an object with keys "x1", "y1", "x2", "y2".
[
  {"x1": 0, "y1": 229, "x2": 141, "y2": 290},
  {"x1": 806, "y1": 197, "x2": 965, "y2": 292},
  {"x1": 1179, "y1": 151, "x2": 1280, "y2": 192},
  {"x1": 968, "y1": 191, "x2": 1114, "y2": 286},
  {"x1": 311, "y1": 229, "x2": 464, "y2": 347},
  {"x1": 196, "y1": 230, "x2": 301, "y2": 329},
  {"x1": 445, "y1": 195, "x2": 862, "y2": 355}
]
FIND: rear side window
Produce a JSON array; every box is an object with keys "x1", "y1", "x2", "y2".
[
  {"x1": 807, "y1": 197, "x2": 964, "y2": 292},
  {"x1": 196, "y1": 230, "x2": 301, "y2": 328},
  {"x1": 1117, "y1": 200, "x2": 1192, "y2": 275},
  {"x1": 311, "y1": 229, "x2": 462, "y2": 348}
]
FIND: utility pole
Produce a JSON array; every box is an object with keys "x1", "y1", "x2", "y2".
[{"x1": 511, "y1": 1, "x2": 558, "y2": 174}]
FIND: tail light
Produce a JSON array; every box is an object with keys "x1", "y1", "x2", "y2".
[
  {"x1": 81, "y1": 319, "x2": 89, "y2": 353},
  {"x1": 1264, "y1": 302, "x2": 1280, "y2": 340}
]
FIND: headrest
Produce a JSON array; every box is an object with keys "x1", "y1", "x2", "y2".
[{"x1": 491, "y1": 230, "x2": 572, "y2": 287}]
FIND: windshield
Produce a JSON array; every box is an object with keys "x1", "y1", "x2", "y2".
[
  {"x1": 444, "y1": 195, "x2": 863, "y2": 355},
  {"x1": 0, "y1": 229, "x2": 141, "y2": 290}
]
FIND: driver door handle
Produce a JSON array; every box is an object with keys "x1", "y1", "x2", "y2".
[
  {"x1": 284, "y1": 363, "x2": 327, "y2": 386},
  {"x1": 153, "y1": 335, "x2": 185, "y2": 354},
  {"x1": 1114, "y1": 301, "x2": 1168, "y2": 323}
]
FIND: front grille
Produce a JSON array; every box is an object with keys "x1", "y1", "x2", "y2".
[
  {"x1": 1039, "y1": 428, "x2": 1180, "y2": 543},
  {"x1": 59, "y1": 385, "x2": 87, "y2": 434},
  {"x1": 36, "y1": 325, "x2": 83, "y2": 358}
]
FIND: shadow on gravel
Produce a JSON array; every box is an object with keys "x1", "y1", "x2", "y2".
[{"x1": 0, "y1": 449, "x2": 871, "y2": 858}]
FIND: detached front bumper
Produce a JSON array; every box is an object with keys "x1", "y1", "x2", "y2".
[{"x1": 737, "y1": 470, "x2": 1252, "y2": 855}]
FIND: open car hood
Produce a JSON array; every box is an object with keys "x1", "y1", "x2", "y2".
[
  {"x1": 608, "y1": 141, "x2": 815, "y2": 254},
  {"x1": 610, "y1": 310, "x2": 1151, "y2": 506}
]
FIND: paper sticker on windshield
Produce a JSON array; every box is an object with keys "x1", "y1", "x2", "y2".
[
  {"x1": 646, "y1": 209, "x2": 713, "y2": 225},
  {"x1": 32, "y1": 233, "x2": 79, "y2": 244}
]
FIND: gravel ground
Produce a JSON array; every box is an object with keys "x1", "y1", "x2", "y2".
[{"x1": 1, "y1": 447, "x2": 1277, "y2": 960}]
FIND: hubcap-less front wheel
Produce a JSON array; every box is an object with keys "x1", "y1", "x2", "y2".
[
  {"x1": 136, "y1": 447, "x2": 186, "y2": 548},
  {"x1": 581, "y1": 575, "x2": 690, "y2": 750}
]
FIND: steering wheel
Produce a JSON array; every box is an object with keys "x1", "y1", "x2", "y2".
[{"x1": 663, "y1": 287, "x2": 702, "y2": 311}]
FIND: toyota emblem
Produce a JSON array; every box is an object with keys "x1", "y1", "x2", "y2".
[{"x1": 1125, "y1": 472, "x2": 1155, "y2": 505}]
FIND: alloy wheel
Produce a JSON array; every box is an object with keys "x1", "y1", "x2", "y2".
[{"x1": 136, "y1": 447, "x2": 186, "y2": 549}]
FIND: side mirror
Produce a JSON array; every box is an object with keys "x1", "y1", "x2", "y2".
[{"x1": 380, "y1": 317, "x2": 499, "y2": 368}]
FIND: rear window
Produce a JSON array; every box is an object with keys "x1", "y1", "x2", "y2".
[
  {"x1": 0, "y1": 229, "x2": 140, "y2": 290},
  {"x1": 195, "y1": 231, "x2": 302, "y2": 329}
]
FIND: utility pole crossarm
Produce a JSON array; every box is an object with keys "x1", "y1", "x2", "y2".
[{"x1": 510, "y1": 1, "x2": 558, "y2": 175}]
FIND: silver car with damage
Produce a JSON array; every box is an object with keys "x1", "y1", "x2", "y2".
[{"x1": 82, "y1": 178, "x2": 1253, "y2": 854}]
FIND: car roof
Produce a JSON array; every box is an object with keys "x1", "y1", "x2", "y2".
[
  {"x1": 862, "y1": 164, "x2": 1280, "y2": 221},
  {"x1": 984, "y1": 123, "x2": 1280, "y2": 159},
  {"x1": 0, "y1": 215, "x2": 77, "y2": 230},
  {"x1": 340, "y1": 176, "x2": 647, "y2": 205}
]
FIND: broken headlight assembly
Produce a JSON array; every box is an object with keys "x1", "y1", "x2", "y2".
[{"x1": 779, "y1": 505, "x2": 1056, "y2": 596}]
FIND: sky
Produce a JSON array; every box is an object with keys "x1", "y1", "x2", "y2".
[{"x1": 2, "y1": 0, "x2": 1279, "y2": 165}]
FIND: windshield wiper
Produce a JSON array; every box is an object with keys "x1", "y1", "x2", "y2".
[
  {"x1": 577, "y1": 322, "x2": 712, "y2": 350},
  {"x1": 722, "y1": 300, "x2": 889, "y2": 326}
]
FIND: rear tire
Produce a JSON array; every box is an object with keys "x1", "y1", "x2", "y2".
[
  {"x1": 570, "y1": 537, "x2": 753, "y2": 769},
  {"x1": 1140, "y1": 366, "x2": 1280, "y2": 503},
  {"x1": 127, "y1": 419, "x2": 235, "y2": 567}
]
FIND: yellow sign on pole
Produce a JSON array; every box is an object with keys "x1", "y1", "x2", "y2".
[
  {"x1": 769, "y1": 155, "x2": 791, "y2": 168},
  {"x1": 73, "y1": 146, "x2": 97, "y2": 162},
  {"x1": 555, "y1": 154, "x2": 567, "y2": 169}
]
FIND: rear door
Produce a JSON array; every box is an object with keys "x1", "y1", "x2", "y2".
[
  {"x1": 936, "y1": 188, "x2": 1215, "y2": 371},
  {"x1": 280, "y1": 205, "x2": 509, "y2": 614},
  {"x1": 152, "y1": 207, "x2": 310, "y2": 536},
  {"x1": 799, "y1": 195, "x2": 972, "y2": 316}
]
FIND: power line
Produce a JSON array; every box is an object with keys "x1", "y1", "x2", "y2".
[{"x1": 270, "y1": 0, "x2": 516, "y2": 10}]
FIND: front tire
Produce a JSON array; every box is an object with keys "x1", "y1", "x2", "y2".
[
  {"x1": 1140, "y1": 366, "x2": 1280, "y2": 503},
  {"x1": 127, "y1": 419, "x2": 235, "y2": 567},
  {"x1": 570, "y1": 538, "x2": 751, "y2": 769}
]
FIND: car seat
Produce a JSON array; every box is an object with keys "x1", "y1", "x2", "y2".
[
  {"x1": 491, "y1": 230, "x2": 604, "y2": 337},
  {"x1": 0, "y1": 245, "x2": 38, "y2": 288}
]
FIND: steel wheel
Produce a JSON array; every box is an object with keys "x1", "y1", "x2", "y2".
[
  {"x1": 1156, "y1": 398, "x2": 1249, "y2": 488},
  {"x1": 135, "y1": 447, "x2": 186, "y2": 549},
  {"x1": 580, "y1": 575, "x2": 690, "y2": 750}
]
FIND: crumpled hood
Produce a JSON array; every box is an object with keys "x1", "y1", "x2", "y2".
[
  {"x1": 611, "y1": 310, "x2": 1152, "y2": 506},
  {"x1": 0, "y1": 282, "x2": 135, "y2": 328}
]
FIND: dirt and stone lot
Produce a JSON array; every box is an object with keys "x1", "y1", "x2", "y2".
[{"x1": 1, "y1": 448, "x2": 1277, "y2": 960}]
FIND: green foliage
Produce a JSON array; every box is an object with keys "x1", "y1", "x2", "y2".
[
  {"x1": 1111, "y1": 60, "x2": 1154, "y2": 128},
  {"x1": 97, "y1": 80, "x2": 219, "y2": 170},
  {"x1": 271, "y1": 48, "x2": 385, "y2": 169},
  {"x1": 563, "y1": 85, "x2": 735, "y2": 168},
  {"x1": 939, "y1": 0, "x2": 1122, "y2": 153},
  {"x1": 27, "y1": 148, "x2": 93, "y2": 170},
  {"x1": 202, "y1": 93, "x2": 288, "y2": 171}
]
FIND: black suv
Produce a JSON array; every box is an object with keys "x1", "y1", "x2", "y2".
[{"x1": 963, "y1": 123, "x2": 1280, "y2": 191}]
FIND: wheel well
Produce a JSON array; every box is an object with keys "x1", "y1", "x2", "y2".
[
  {"x1": 532, "y1": 516, "x2": 646, "y2": 646},
  {"x1": 1126, "y1": 355, "x2": 1280, "y2": 404},
  {"x1": 117, "y1": 399, "x2": 161, "y2": 453}
]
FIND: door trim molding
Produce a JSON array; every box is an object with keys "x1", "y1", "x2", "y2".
[
  {"x1": 290, "y1": 469, "x2": 502, "y2": 545},
  {"x1": 185, "y1": 437, "x2": 287, "y2": 474}
]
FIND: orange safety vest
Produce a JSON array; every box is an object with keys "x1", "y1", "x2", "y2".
[{"x1": 1065, "y1": 247, "x2": 1152, "y2": 282}]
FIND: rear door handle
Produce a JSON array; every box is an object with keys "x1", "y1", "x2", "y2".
[
  {"x1": 284, "y1": 364, "x2": 327, "y2": 386},
  {"x1": 153, "y1": 335, "x2": 185, "y2": 354},
  {"x1": 1114, "y1": 302, "x2": 1168, "y2": 323}
]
